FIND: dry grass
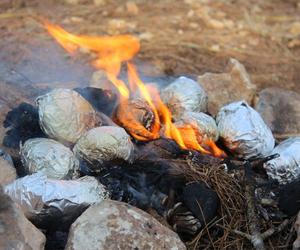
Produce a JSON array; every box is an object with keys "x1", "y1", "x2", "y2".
[{"x1": 167, "y1": 155, "x2": 296, "y2": 249}]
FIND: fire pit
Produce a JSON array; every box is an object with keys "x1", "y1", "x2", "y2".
[{"x1": 1, "y1": 19, "x2": 299, "y2": 250}]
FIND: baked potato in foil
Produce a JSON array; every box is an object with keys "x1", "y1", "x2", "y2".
[
  {"x1": 20, "y1": 138, "x2": 79, "y2": 180},
  {"x1": 36, "y1": 89, "x2": 98, "y2": 146},
  {"x1": 4, "y1": 172, "x2": 110, "y2": 229},
  {"x1": 216, "y1": 101, "x2": 274, "y2": 159},
  {"x1": 264, "y1": 137, "x2": 300, "y2": 184},
  {"x1": 174, "y1": 112, "x2": 219, "y2": 142},
  {"x1": 73, "y1": 126, "x2": 135, "y2": 172},
  {"x1": 160, "y1": 76, "x2": 208, "y2": 120}
]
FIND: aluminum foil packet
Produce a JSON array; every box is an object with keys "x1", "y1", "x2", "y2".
[
  {"x1": 36, "y1": 88, "x2": 99, "y2": 146},
  {"x1": 73, "y1": 126, "x2": 135, "y2": 172},
  {"x1": 4, "y1": 173, "x2": 110, "y2": 228},
  {"x1": 160, "y1": 76, "x2": 208, "y2": 120},
  {"x1": 216, "y1": 101, "x2": 275, "y2": 159},
  {"x1": 20, "y1": 138, "x2": 79, "y2": 180},
  {"x1": 264, "y1": 137, "x2": 300, "y2": 184},
  {"x1": 174, "y1": 111, "x2": 219, "y2": 142}
]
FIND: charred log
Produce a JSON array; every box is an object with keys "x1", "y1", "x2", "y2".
[
  {"x1": 74, "y1": 87, "x2": 117, "y2": 116},
  {"x1": 3, "y1": 102, "x2": 46, "y2": 149}
]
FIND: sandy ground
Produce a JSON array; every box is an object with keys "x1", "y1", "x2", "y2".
[{"x1": 0, "y1": 0, "x2": 299, "y2": 93}]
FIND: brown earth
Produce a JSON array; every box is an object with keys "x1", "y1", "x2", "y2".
[{"x1": 0, "y1": 0, "x2": 299, "y2": 93}]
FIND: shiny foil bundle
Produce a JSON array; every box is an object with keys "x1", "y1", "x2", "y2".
[
  {"x1": 160, "y1": 77, "x2": 208, "y2": 120},
  {"x1": 264, "y1": 137, "x2": 300, "y2": 184},
  {"x1": 174, "y1": 112, "x2": 219, "y2": 142},
  {"x1": 216, "y1": 101, "x2": 275, "y2": 159},
  {"x1": 4, "y1": 173, "x2": 109, "y2": 228},
  {"x1": 20, "y1": 138, "x2": 79, "y2": 180},
  {"x1": 73, "y1": 126, "x2": 135, "y2": 171},
  {"x1": 36, "y1": 89, "x2": 98, "y2": 146}
]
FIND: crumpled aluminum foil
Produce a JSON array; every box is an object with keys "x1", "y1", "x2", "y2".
[
  {"x1": 73, "y1": 126, "x2": 135, "y2": 172},
  {"x1": 36, "y1": 88, "x2": 99, "y2": 146},
  {"x1": 4, "y1": 172, "x2": 109, "y2": 228},
  {"x1": 216, "y1": 101, "x2": 275, "y2": 159},
  {"x1": 174, "y1": 112, "x2": 219, "y2": 142},
  {"x1": 20, "y1": 138, "x2": 79, "y2": 180},
  {"x1": 264, "y1": 137, "x2": 300, "y2": 184},
  {"x1": 160, "y1": 76, "x2": 208, "y2": 120}
]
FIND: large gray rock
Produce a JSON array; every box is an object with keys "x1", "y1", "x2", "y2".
[
  {"x1": 0, "y1": 150, "x2": 16, "y2": 186},
  {"x1": 0, "y1": 186, "x2": 46, "y2": 250},
  {"x1": 255, "y1": 88, "x2": 300, "y2": 138},
  {"x1": 66, "y1": 200, "x2": 186, "y2": 250},
  {"x1": 198, "y1": 58, "x2": 257, "y2": 115}
]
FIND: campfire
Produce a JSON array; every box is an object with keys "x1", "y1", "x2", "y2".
[{"x1": 1, "y1": 20, "x2": 300, "y2": 250}]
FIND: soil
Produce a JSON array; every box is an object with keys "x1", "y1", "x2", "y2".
[{"x1": 0, "y1": 0, "x2": 299, "y2": 93}]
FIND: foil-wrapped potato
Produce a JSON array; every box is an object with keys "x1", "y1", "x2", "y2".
[
  {"x1": 4, "y1": 172, "x2": 110, "y2": 229},
  {"x1": 36, "y1": 89, "x2": 98, "y2": 145},
  {"x1": 216, "y1": 101, "x2": 274, "y2": 159},
  {"x1": 114, "y1": 98, "x2": 157, "y2": 141},
  {"x1": 20, "y1": 138, "x2": 79, "y2": 180},
  {"x1": 160, "y1": 77, "x2": 208, "y2": 120},
  {"x1": 264, "y1": 137, "x2": 300, "y2": 184},
  {"x1": 73, "y1": 126, "x2": 135, "y2": 171},
  {"x1": 174, "y1": 112, "x2": 219, "y2": 142}
]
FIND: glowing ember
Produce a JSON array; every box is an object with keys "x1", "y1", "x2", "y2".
[{"x1": 44, "y1": 21, "x2": 226, "y2": 157}]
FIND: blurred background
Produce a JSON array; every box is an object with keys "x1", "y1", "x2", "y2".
[{"x1": 0, "y1": 0, "x2": 299, "y2": 92}]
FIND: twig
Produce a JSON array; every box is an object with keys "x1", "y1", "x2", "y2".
[{"x1": 244, "y1": 161, "x2": 266, "y2": 250}]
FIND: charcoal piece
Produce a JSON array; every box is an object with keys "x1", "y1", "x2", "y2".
[
  {"x1": 183, "y1": 182, "x2": 220, "y2": 225},
  {"x1": 278, "y1": 178, "x2": 300, "y2": 216},
  {"x1": 135, "y1": 138, "x2": 184, "y2": 161},
  {"x1": 3, "y1": 102, "x2": 46, "y2": 148},
  {"x1": 98, "y1": 165, "x2": 169, "y2": 214},
  {"x1": 45, "y1": 231, "x2": 68, "y2": 250},
  {"x1": 74, "y1": 87, "x2": 117, "y2": 116}
]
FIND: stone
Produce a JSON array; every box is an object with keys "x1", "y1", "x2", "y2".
[
  {"x1": 0, "y1": 186, "x2": 46, "y2": 250},
  {"x1": 65, "y1": 200, "x2": 186, "y2": 250},
  {"x1": 198, "y1": 58, "x2": 257, "y2": 116},
  {"x1": 0, "y1": 158, "x2": 16, "y2": 186},
  {"x1": 65, "y1": 0, "x2": 79, "y2": 4},
  {"x1": 93, "y1": 0, "x2": 105, "y2": 6},
  {"x1": 289, "y1": 22, "x2": 300, "y2": 36},
  {"x1": 255, "y1": 88, "x2": 300, "y2": 138},
  {"x1": 126, "y1": 1, "x2": 139, "y2": 16}
]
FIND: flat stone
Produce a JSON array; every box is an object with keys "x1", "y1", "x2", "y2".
[
  {"x1": 0, "y1": 157, "x2": 16, "y2": 186},
  {"x1": 255, "y1": 87, "x2": 300, "y2": 138},
  {"x1": 198, "y1": 58, "x2": 257, "y2": 116},
  {"x1": 66, "y1": 200, "x2": 186, "y2": 250},
  {"x1": 0, "y1": 186, "x2": 46, "y2": 250},
  {"x1": 0, "y1": 149, "x2": 15, "y2": 186}
]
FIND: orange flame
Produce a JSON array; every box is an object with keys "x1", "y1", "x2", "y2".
[{"x1": 44, "y1": 21, "x2": 226, "y2": 158}]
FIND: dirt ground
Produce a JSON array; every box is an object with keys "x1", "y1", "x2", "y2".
[{"x1": 0, "y1": 0, "x2": 300, "y2": 93}]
